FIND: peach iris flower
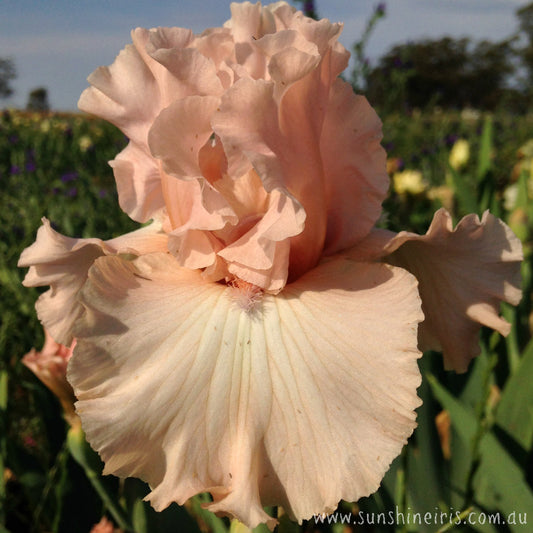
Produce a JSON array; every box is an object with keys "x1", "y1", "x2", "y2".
[
  {"x1": 22, "y1": 329, "x2": 78, "y2": 427},
  {"x1": 18, "y1": 2, "x2": 522, "y2": 529}
]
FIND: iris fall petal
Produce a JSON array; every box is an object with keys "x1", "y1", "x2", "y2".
[
  {"x1": 18, "y1": 218, "x2": 168, "y2": 345},
  {"x1": 69, "y1": 252, "x2": 422, "y2": 528},
  {"x1": 351, "y1": 209, "x2": 523, "y2": 372}
]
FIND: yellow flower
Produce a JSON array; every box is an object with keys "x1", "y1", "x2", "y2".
[
  {"x1": 393, "y1": 169, "x2": 426, "y2": 195},
  {"x1": 449, "y1": 139, "x2": 470, "y2": 170},
  {"x1": 78, "y1": 135, "x2": 93, "y2": 152},
  {"x1": 427, "y1": 185, "x2": 454, "y2": 210}
]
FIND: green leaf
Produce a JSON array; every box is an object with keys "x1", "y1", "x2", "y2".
[
  {"x1": 276, "y1": 514, "x2": 300, "y2": 533},
  {"x1": 496, "y1": 337, "x2": 533, "y2": 451},
  {"x1": 405, "y1": 373, "x2": 447, "y2": 517},
  {"x1": 476, "y1": 115, "x2": 493, "y2": 183},
  {"x1": 514, "y1": 168, "x2": 530, "y2": 211},
  {"x1": 131, "y1": 499, "x2": 149, "y2": 533},
  {"x1": 428, "y1": 374, "x2": 533, "y2": 528},
  {"x1": 0, "y1": 370, "x2": 7, "y2": 412},
  {"x1": 189, "y1": 494, "x2": 228, "y2": 533},
  {"x1": 446, "y1": 163, "x2": 478, "y2": 214}
]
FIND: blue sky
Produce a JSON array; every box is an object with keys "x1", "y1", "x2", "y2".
[{"x1": 0, "y1": 0, "x2": 527, "y2": 111}]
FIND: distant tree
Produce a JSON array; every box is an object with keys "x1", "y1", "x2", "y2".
[
  {"x1": 467, "y1": 39, "x2": 516, "y2": 108},
  {"x1": 26, "y1": 87, "x2": 50, "y2": 112},
  {"x1": 364, "y1": 37, "x2": 515, "y2": 111},
  {"x1": 516, "y1": 2, "x2": 533, "y2": 86},
  {"x1": 0, "y1": 58, "x2": 16, "y2": 99}
]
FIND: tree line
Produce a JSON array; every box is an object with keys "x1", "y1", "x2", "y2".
[
  {"x1": 2, "y1": 1, "x2": 533, "y2": 113},
  {"x1": 358, "y1": 2, "x2": 533, "y2": 112}
]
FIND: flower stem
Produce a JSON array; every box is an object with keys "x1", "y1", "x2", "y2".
[{"x1": 67, "y1": 426, "x2": 132, "y2": 532}]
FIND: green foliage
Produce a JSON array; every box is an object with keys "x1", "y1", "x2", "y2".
[
  {"x1": 26, "y1": 89, "x2": 49, "y2": 113},
  {"x1": 365, "y1": 37, "x2": 517, "y2": 112},
  {"x1": 2, "y1": 103, "x2": 533, "y2": 533},
  {"x1": 0, "y1": 59, "x2": 16, "y2": 99},
  {"x1": 517, "y1": 2, "x2": 533, "y2": 91}
]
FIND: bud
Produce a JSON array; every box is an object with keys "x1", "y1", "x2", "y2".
[{"x1": 22, "y1": 329, "x2": 79, "y2": 427}]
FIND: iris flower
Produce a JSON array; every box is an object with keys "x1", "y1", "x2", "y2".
[
  {"x1": 18, "y1": 2, "x2": 522, "y2": 529},
  {"x1": 22, "y1": 329, "x2": 78, "y2": 427}
]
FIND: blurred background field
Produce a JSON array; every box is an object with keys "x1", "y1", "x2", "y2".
[{"x1": 2, "y1": 1, "x2": 533, "y2": 532}]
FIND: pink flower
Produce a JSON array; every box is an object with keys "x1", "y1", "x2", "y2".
[
  {"x1": 18, "y1": 2, "x2": 522, "y2": 530},
  {"x1": 22, "y1": 329, "x2": 78, "y2": 427},
  {"x1": 76, "y1": 1, "x2": 388, "y2": 291},
  {"x1": 90, "y1": 517, "x2": 119, "y2": 533}
]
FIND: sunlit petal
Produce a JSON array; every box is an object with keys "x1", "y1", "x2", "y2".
[
  {"x1": 18, "y1": 218, "x2": 168, "y2": 344},
  {"x1": 351, "y1": 209, "x2": 523, "y2": 372},
  {"x1": 69, "y1": 252, "x2": 422, "y2": 529}
]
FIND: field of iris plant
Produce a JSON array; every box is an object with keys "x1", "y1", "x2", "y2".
[{"x1": 1, "y1": 107, "x2": 532, "y2": 532}]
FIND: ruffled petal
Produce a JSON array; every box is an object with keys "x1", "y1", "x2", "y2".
[
  {"x1": 320, "y1": 79, "x2": 389, "y2": 253},
  {"x1": 218, "y1": 188, "x2": 305, "y2": 291},
  {"x1": 213, "y1": 31, "x2": 375, "y2": 283},
  {"x1": 18, "y1": 219, "x2": 168, "y2": 344},
  {"x1": 145, "y1": 29, "x2": 224, "y2": 101},
  {"x1": 109, "y1": 143, "x2": 165, "y2": 222},
  {"x1": 69, "y1": 252, "x2": 422, "y2": 529},
  {"x1": 351, "y1": 209, "x2": 523, "y2": 372},
  {"x1": 77, "y1": 29, "x2": 168, "y2": 143},
  {"x1": 192, "y1": 28, "x2": 235, "y2": 71},
  {"x1": 78, "y1": 27, "x2": 223, "y2": 223},
  {"x1": 253, "y1": 29, "x2": 320, "y2": 90},
  {"x1": 148, "y1": 95, "x2": 221, "y2": 180},
  {"x1": 225, "y1": 1, "x2": 277, "y2": 43},
  {"x1": 212, "y1": 76, "x2": 327, "y2": 280}
]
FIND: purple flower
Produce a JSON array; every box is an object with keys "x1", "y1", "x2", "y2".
[
  {"x1": 446, "y1": 134, "x2": 459, "y2": 146},
  {"x1": 61, "y1": 171, "x2": 78, "y2": 183},
  {"x1": 98, "y1": 189, "x2": 108, "y2": 198},
  {"x1": 376, "y1": 2, "x2": 386, "y2": 16},
  {"x1": 65, "y1": 187, "x2": 78, "y2": 197},
  {"x1": 10, "y1": 165, "x2": 21, "y2": 175}
]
